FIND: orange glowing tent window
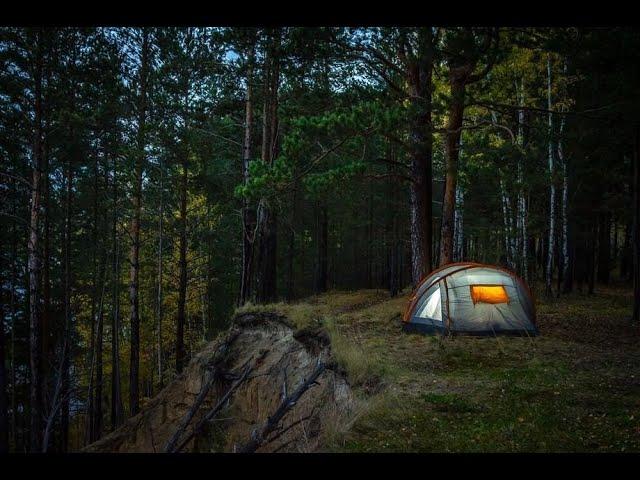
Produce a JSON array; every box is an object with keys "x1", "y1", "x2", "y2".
[{"x1": 470, "y1": 285, "x2": 509, "y2": 304}]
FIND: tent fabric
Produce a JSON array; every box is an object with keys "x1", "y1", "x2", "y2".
[{"x1": 403, "y1": 262, "x2": 537, "y2": 336}]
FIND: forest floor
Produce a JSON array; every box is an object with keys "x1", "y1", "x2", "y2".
[{"x1": 240, "y1": 282, "x2": 640, "y2": 452}]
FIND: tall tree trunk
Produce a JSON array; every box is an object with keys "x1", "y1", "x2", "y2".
[
  {"x1": 558, "y1": 114, "x2": 572, "y2": 294},
  {"x1": 499, "y1": 173, "x2": 515, "y2": 270},
  {"x1": 9, "y1": 180, "x2": 18, "y2": 450},
  {"x1": 453, "y1": 138, "x2": 464, "y2": 262},
  {"x1": 156, "y1": 158, "x2": 164, "y2": 388},
  {"x1": 86, "y1": 157, "x2": 100, "y2": 444},
  {"x1": 28, "y1": 28, "x2": 44, "y2": 452},
  {"x1": 388, "y1": 144, "x2": 401, "y2": 297},
  {"x1": 516, "y1": 79, "x2": 529, "y2": 281},
  {"x1": 0, "y1": 275, "x2": 8, "y2": 453},
  {"x1": 42, "y1": 132, "x2": 51, "y2": 407},
  {"x1": 239, "y1": 40, "x2": 256, "y2": 306},
  {"x1": 111, "y1": 155, "x2": 123, "y2": 429},
  {"x1": 545, "y1": 55, "x2": 556, "y2": 297},
  {"x1": 632, "y1": 126, "x2": 640, "y2": 323},
  {"x1": 408, "y1": 27, "x2": 434, "y2": 285},
  {"x1": 176, "y1": 149, "x2": 188, "y2": 374},
  {"x1": 60, "y1": 153, "x2": 73, "y2": 452},
  {"x1": 255, "y1": 29, "x2": 281, "y2": 304},
  {"x1": 440, "y1": 76, "x2": 466, "y2": 266},
  {"x1": 128, "y1": 28, "x2": 149, "y2": 416},
  {"x1": 93, "y1": 198, "x2": 107, "y2": 443}
]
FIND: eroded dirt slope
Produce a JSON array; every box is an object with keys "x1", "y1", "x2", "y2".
[{"x1": 84, "y1": 312, "x2": 354, "y2": 453}]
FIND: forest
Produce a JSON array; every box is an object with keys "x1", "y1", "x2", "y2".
[{"x1": 0, "y1": 26, "x2": 639, "y2": 453}]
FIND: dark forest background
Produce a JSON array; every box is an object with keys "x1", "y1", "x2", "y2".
[{"x1": 0, "y1": 27, "x2": 639, "y2": 452}]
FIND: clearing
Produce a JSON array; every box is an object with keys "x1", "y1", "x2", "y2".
[{"x1": 241, "y1": 283, "x2": 640, "y2": 452}]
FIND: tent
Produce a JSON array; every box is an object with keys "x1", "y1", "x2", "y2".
[{"x1": 403, "y1": 262, "x2": 538, "y2": 336}]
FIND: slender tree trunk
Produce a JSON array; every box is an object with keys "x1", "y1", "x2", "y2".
[
  {"x1": 93, "y1": 243, "x2": 107, "y2": 442},
  {"x1": 176, "y1": 148, "x2": 188, "y2": 374},
  {"x1": 408, "y1": 28, "x2": 434, "y2": 285},
  {"x1": 239, "y1": 40, "x2": 256, "y2": 306},
  {"x1": 128, "y1": 29, "x2": 149, "y2": 416},
  {"x1": 558, "y1": 115, "x2": 572, "y2": 294},
  {"x1": 545, "y1": 55, "x2": 556, "y2": 296},
  {"x1": 86, "y1": 157, "x2": 100, "y2": 444},
  {"x1": 9, "y1": 181, "x2": 18, "y2": 450},
  {"x1": 388, "y1": 144, "x2": 401, "y2": 296},
  {"x1": 111, "y1": 155, "x2": 123, "y2": 429},
  {"x1": 0, "y1": 275, "x2": 8, "y2": 453},
  {"x1": 517, "y1": 79, "x2": 528, "y2": 281},
  {"x1": 42, "y1": 134, "x2": 51, "y2": 406},
  {"x1": 156, "y1": 158, "x2": 164, "y2": 388},
  {"x1": 500, "y1": 173, "x2": 515, "y2": 269},
  {"x1": 28, "y1": 28, "x2": 44, "y2": 452},
  {"x1": 453, "y1": 137, "x2": 464, "y2": 262},
  {"x1": 440, "y1": 77, "x2": 466, "y2": 266},
  {"x1": 632, "y1": 126, "x2": 640, "y2": 323},
  {"x1": 60, "y1": 153, "x2": 73, "y2": 452}
]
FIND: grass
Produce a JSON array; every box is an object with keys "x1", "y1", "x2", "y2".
[{"x1": 234, "y1": 283, "x2": 640, "y2": 452}]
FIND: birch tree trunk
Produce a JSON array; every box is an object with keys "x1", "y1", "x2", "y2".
[
  {"x1": 545, "y1": 55, "x2": 556, "y2": 297},
  {"x1": 500, "y1": 173, "x2": 515, "y2": 270},
  {"x1": 517, "y1": 78, "x2": 528, "y2": 281},
  {"x1": 558, "y1": 112, "x2": 571, "y2": 294},
  {"x1": 453, "y1": 138, "x2": 464, "y2": 262}
]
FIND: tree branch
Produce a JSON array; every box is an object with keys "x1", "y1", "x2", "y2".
[{"x1": 236, "y1": 360, "x2": 326, "y2": 453}]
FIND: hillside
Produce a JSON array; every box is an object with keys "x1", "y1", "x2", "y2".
[{"x1": 86, "y1": 285, "x2": 640, "y2": 453}]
